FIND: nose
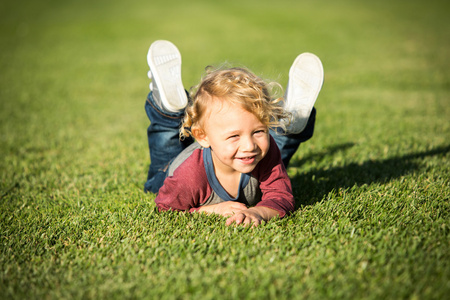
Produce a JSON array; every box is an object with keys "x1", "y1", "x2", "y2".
[{"x1": 240, "y1": 135, "x2": 256, "y2": 152}]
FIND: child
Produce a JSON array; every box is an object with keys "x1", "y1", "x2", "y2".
[{"x1": 144, "y1": 40, "x2": 323, "y2": 226}]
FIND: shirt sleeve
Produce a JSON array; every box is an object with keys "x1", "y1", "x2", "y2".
[
  {"x1": 252, "y1": 135, "x2": 295, "y2": 217},
  {"x1": 154, "y1": 149, "x2": 212, "y2": 213}
]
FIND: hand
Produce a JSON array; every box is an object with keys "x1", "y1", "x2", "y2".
[
  {"x1": 198, "y1": 201, "x2": 247, "y2": 217},
  {"x1": 225, "y1": 207, "x2": 279, "y2": 227}
]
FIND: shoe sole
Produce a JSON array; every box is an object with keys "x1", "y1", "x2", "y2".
[
  {"x1": 284, "y1": 53, "x2": 324, "y2": 133},
  {"x1": 147, "y1": 40, "x2": 187, "y2": 111}
]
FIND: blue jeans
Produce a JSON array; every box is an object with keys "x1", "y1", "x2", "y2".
[{"x1": 144, "y1": 91, "x2": 316, "y2": 193}]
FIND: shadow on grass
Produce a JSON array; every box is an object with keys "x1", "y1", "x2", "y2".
[{"x1": 290, "y1": 144, "x2": 450, "y2": 207}]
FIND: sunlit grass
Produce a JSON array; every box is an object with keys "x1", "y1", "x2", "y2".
[{"x1": 1, "y1": 0, "x2": 449, "y2": 299}]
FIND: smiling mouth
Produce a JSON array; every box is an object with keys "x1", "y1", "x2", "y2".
[{"x1": 236, "y1": 155, "x2": 257, "y2": 164}]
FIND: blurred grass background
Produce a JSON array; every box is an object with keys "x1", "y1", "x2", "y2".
[{"x1": 1, "y1": 0, "x2": 449, "y2": 299}]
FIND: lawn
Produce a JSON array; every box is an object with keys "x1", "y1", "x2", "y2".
[{"x1": 1, "y1": 0, "x2": 449, "y2": 299}]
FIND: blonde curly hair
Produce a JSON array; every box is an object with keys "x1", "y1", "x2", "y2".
[{"x1": 180, "y1": 66, "x2": 288, "y2": 139}]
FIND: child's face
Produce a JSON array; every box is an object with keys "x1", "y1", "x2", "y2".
[{"x1": 196, "y1": 98, "x2": 270, "y2": 175}]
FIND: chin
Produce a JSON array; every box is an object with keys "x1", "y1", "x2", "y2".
[{"x1": 234, "y1": 163, "x2": 258, "y2": 174}]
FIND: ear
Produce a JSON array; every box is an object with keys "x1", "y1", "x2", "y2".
[{"x1": 192, "y1": 127, "x2": 210, "y2": 148}]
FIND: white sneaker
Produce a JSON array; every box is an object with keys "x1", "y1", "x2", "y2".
[
  {"x1": 147, "y1": 40, "x2": 188, "y2": 112},
  {"x1": 283, "y1": 53, "x2": 324, "y2": 133}
]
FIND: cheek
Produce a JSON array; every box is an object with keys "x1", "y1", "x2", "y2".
[
  {"x1": 222, "y1": 143, "x2": 239, "y2": 158},
  {"x1": 259, "y1": 136, "x2": 270, "y2": 153},
  {"x1": 212, "y1": 140, "x2": 236, "y2": 158}
]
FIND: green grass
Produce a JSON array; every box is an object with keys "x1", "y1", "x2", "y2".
[{"x1": 1, "y1": 0, "x2": 449, "y2": 299}]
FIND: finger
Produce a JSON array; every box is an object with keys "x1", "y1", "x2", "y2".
[
  {"x1": 235, "y1": 213, "x2": 246, "y2": 224},
  {"x1": 225, "y1": 215, "x2": 236, "y2": 226},
  {"x1": 242, "y1": 215, "x2": 253, "y2": 227},
  {"x1": 244, "y1": 215, "x2": 261, "y2": 227},
  {"x1": 251, "y1": 219, "x2": 261, "y2": 227},
  {"x1": 226, "y1": 213, "x2": 244, "y2": 226}
]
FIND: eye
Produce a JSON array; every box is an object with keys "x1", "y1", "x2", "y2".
[
  {"x1": 227, "y1": 134, "x2": 239, "y2": 140},
  {"x1": 254, "y1": 129, "x2": 267, "y2": 135}
]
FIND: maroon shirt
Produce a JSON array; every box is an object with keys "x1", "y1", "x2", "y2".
[{"x1": 155, "y1": 136, "x2": 295, "y2": 217}]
